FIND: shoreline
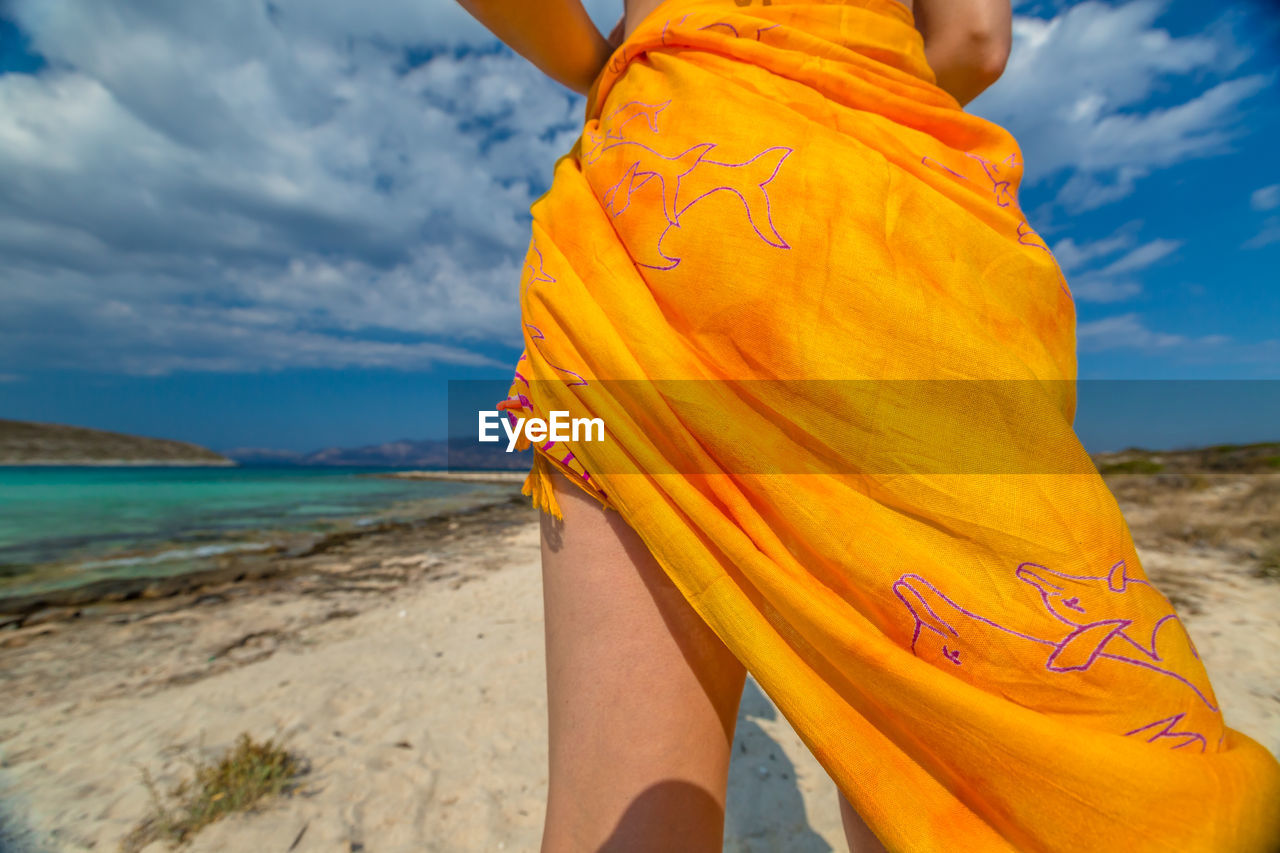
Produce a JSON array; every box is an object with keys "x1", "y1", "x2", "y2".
[
  {"x1": 0, "y1": 459, "x2": 236, "y2": 467},
  {"x1": 0, "y1": 487, "x2": 526, "y2": 629},
  {"x1": 372, "y1": 469, "x2": 528, "y2": 483}
]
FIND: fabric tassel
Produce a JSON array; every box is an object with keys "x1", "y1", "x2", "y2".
[
  {"x1": 498, "y1": 397, "x2": 562, "y2": 518},
  {"x1": 521, "y1": 451, "x2": 562, "y2": 521}
]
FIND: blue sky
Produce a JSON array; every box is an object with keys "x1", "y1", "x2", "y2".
[{"x1": 0, "y1": 0, "x2": 1276, "y2": 454}]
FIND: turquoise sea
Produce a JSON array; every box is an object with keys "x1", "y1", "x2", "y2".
[{"x1": 0, "y1": 466, "x2": 516, "y2": 601}]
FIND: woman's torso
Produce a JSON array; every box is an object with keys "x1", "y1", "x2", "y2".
[{"x1": 623, "y1": 0, "x2": 914, "y2": 39}]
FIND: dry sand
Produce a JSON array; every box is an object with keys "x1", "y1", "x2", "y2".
[{"x1": 1, "y1": 476, "x2": 1277, "y2": 853}]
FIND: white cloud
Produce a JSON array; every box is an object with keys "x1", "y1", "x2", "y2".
[
  {"x1": 1, "y1": 0, "x2": 587, "y2": 376},
  {"x1": 0, "y1": 0, "x2": 1272, "y2": 380},
  {"x1": 1095, "y1": 238, "x2": 1180, "y2": 275},
  {"x1": 1243, "y1": 184, "x2": 1280, "y2": 248},
  {"x1": 1051, "y1": 228, "x2": 1180, "y2": 302},
  {"x1": 1243, "y1": 217, "x2": 1280, "y2": 250},
  {"x1": 1051, "y1": 230, "x2": 1135, "y2": 273},
  {"x1": 1077, "y1": 313, "x2": 1229, "y2": 351},
  {"x1": 1066, "y1": 277, "x2": 1144, "y2": 303},
  {"x1": 971, "y1": 0, "x2": 1270, "y2": 213},
  {"x1": 2, "y1": 263, "x2": 508, "y2": 375},
  {"x1": 1250, "y1": 184, "x2": 1280, "y2": 212}
]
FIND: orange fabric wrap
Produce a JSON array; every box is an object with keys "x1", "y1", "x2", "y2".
[{"x1": 497, "y1": 0, "x2": 1280, "y2": 849}]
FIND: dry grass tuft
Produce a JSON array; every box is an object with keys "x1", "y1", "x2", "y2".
[
  {"x1": 120, "y1": 732, "x2": 307, "y2": 851},
  {"x1": 1252, "y1": 545, "x2": 1280, "y2": 583}
]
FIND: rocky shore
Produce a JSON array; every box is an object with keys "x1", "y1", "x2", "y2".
[{"x1": 0, "y1": 493, "x2": 531, "y2": 634}]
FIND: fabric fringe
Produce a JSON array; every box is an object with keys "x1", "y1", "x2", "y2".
[
  {"x1": 521, "y1": 450, "x2": 563, "y2": 521},
  {"x1": 497, "y1": 397, "x2": 563, "y2": 519}
]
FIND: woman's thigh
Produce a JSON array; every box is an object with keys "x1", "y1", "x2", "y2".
[{"x1": 539, "y1": 465, "x2": 747, "y2": 852}]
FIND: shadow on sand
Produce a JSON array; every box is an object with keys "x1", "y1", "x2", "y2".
[
  {"x1": 0, "y1": 797, "x2": 44, "y2": 853},
  {"x1": 724, "y1": 675, "x2": 834, "y2": 852}
]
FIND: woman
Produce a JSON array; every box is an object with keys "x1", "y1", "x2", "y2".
[{"x1": 456, "y1": 0, "x2": 1280, "y2": 850}]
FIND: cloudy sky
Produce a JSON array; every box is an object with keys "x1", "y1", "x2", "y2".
[{"x1": 0, "y1": 0, "x2": 1277, "y2": 453}]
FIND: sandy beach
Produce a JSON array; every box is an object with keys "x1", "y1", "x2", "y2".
[{"x1": 1, "y1": 470, "x2": 1277, "y2": 852}]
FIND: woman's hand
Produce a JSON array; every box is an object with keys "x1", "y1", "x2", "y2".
[{"x1": 454, "y1": 0, "x2": 613, "y2": 96}]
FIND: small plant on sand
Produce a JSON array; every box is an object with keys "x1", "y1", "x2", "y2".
[
  {"x1": 120, "y1": 732, "x2": 307, "y2": 851},
  {"x1": 1253, "y1": 545, "x2": 1280, "y2": 583}
]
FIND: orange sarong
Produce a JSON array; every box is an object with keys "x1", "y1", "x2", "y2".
[{"x1": 497, "y1": 0, "x2": 1280, "y2": 849}]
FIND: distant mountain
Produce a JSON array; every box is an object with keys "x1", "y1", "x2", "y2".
[
  {"x1": 0, "y1": 419, "x2": 234, "y2": 466},
  {"x1": 221, "y1": 438, "x2": 532, "y2": 470}
]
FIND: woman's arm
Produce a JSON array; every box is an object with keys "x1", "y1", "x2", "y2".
[
  {"x1": 454, "y1": 0, "x2": 616, "y2": 96},
  {"x1": 913, "y1": 0, "x2": 1012, "y2": 107}
]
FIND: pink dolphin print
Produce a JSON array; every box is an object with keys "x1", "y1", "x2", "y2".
[
  {"x1": 595, "y1": 138, "x2": 791, "y2": 270},
  {"x1": 516, "y1": 237, "x2": 588, "y2": 388},
  {"x1": 582, "y1": 100, "x2": 671, "y2": 165},
  {"x1": 1125, "y1": 712, "x2": 1209, "y2": 752},
  {"x1": 584, "y1": 98, "x2": 792, "y2": 270},
  {"x1": 890, "y1": 559, "x2": 1220, "y2": 749}
]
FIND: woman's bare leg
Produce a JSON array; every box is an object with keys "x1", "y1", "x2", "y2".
[
  {"x1": 838, "y1": 791, "x2": 890, "y2": 852},
  {"x1": 539, "y1": 465, "x2": 748, "y2": 852}
]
